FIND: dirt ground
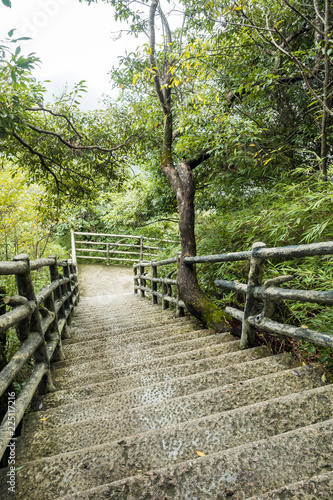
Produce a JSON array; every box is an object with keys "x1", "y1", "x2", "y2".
[{"x1": 77, "y1": 264, "x2": 134, "y2": 297}]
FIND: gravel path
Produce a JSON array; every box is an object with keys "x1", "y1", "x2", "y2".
[{"x1": 77, "y1": 264, "x2": 134, "y2": 297}]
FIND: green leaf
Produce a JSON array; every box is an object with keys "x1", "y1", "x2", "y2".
[{"x1": 2, "y1": 0, "x2": 12, "y2": 7}]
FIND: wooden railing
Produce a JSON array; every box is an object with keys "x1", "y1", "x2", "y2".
[
  {"x1": 134, "y1": 241, "x2": 333, "y2": 349},
  {"x1": 133, "y1": 254, "x2": 186, "y2": 318},
  {"x1": 0, "y1": 254, "x2": 79, "y2": 461},
  {"x1": 71, "y1": 230, "x2": 176, "y2": 265}
]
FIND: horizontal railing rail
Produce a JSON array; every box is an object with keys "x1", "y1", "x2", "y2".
[
  {"x1": 71, "y1": 230, "x2": 177, "y2": 265},
  {"x1": 134, "y1": 241, "x2": 333, "y2": 349},
  {"x1": 0, "y1": 254, "x2": 79, "y2": 461}
]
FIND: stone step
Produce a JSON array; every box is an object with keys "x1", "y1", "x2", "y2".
[
  {"x1": 245, "y1": 470, "x2": 333, "y2": 499},
  {"x1": 33, "y1": 346, "x2": 272, "y2": 410},
  {"x1": 71, "y1": 309, "x2": 177, "y2": 328},
  {"x1": 20, "y1": 365, "x2": 327, "y2": 463},
  {"x1": 8, "y1": 418, "x2": 333, "y2": 499},
  {"x1": 62, "y1": 317, "x2": 196, "y2": 346},
  {"x1": 51, "y1": 339, "x2": 241, "y2": 382},
  {"x1": 62, "y1": 328, "x2": 222, "y2": 360},
  {"x1": 62, "y1": 418, "x2": 333, "y2": 500},
  {"x1": 25, "y1": 354, "x2": 296, "y2": 429},
  {"x1": 52, "y1": 332, "x2": 234, "y2": 370},
  {"x1": 67, "y1": 316, "x2": 195, "y2": 340},
  {"x1": 54, "y1": 345, "x2": 270, "y2": 391},
  {"x1": 69, "y1": 314, "x2": 178, "y2": 332},
  {"x1": 19, "y1": 380, "x2": 333, "y2": 468}
]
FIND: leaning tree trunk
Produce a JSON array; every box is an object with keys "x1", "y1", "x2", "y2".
[{"x1": 167, "y1": 160, "x2": 227, "y2": 331}]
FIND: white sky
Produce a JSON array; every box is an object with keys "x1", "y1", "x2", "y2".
[{"x1": 0, "y1": 0, "x2": 148, "y2": 109}]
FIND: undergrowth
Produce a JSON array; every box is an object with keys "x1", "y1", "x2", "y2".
[{"x1": 195, "y1": 171, "x2": 333, "y2": 370}]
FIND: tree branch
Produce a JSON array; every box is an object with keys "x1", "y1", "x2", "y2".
[
  {"x1": 26, "y1": 107, "x2": 85, "y2": 139},
  {"x1": 184, "y1": 152, "x2": 210, "y2": 171},
  {"x1": 24, "y1": 122, "x2": 136, "y2": 153},
  {"x1": 12, "y1": 132, "x2": 61, "y2": 193}
]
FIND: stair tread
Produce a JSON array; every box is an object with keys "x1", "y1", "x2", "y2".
[
  {"x1": 23, "y1": 362, "x2": 321, "y2": 433},
  {"x1": 18, "y1": 383, "x2": 333, "y2": 464},
  {"x1": 33, "y1": 353, "x2": 294, "y2": 411},
  {"x1": 245, "y1": 470, "x2": 333, "y2": 499},
  {"x1": 51, "y1": 337, "x2": 241, "y2": 380},
  {"x1": 6, "y1": 418, "x2": 333, "y2": 499},
  {"x1": 53, "y1": 345, "x2": 270, "y2": 390}
]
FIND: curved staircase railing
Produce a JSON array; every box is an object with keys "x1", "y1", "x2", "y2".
[{"x1": 0, "y1": 254, "x2": 79, "y2": 461}]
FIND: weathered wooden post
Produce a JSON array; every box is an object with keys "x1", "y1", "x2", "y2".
[
  {"x1": 43, "y1": 261, "x2": 65, "y2": 362},
  {"x1": 0, "y1": 287, "x2": 6, "y2": 372},
  {"x1": 106, "y1": 243, "x2": 110, "y2": 265},
  {"x1": 139, "y1": 263, "x2": 145, "y2": 298},
  {"x1": 0, "y1": 287, "x2": 8, "y2": 434},
  {"x1": 70, "y1": 230, "x2": 77, "y2": 266},
  {"x1": 139, "y1": 236, "x2": 144, "y2": 261},
  {"x1": 69, "y1": 261, "x2": 79, "y2": 306},
  {"x1": 240, "y1": 242, "x2": 266, "y2": 348},
  {"x1": 152, "y1": 260, "x2": 158, "y2": 305},
  {"x1": 49, "y1": 256, "x2": 70, "y2": 340},
  {"x1": 13, "y1": 254, "x2": 55, "y2": 394},
  {"x1": 133, "y1": 265, "x2": 138, "y2": 294},
  {"x1": 162, "y1": 277, "x2": 169, "y2": 310},
  {"x1": 62, "y1": 260, "x2": 73, "y2": 325},
  {"x1": 176, "y1": 252, "x2": 185, "y2": 317}
]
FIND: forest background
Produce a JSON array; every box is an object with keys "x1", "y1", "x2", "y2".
[{"x1": 0, "y1": 0, "x2": 332, "y2": 367}]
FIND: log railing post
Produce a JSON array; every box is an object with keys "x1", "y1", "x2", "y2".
[
  {"x1": 162, "y1": 277, "x2": 169, "y2": 310},
  {"x1": 13, "y1": 254, "x2": 55, "y2": 394},
  {"x1": 0, "y1": 287, "x2": 6, "y2": 373},
  {"x1": 176, "y1": 252, "x2": 185, "y2": 317},
  {"x1": 62, "y1": 260, "x2": 73, "y2": 325},
  {"x1": 49, "y1": 256, "x2": 70, "y2": 340},
  {"x1": 152, "y1": 260, "x2": 158, "y2": 305},
  {"x1": 0, "y1": 286, "x2": 9, "y2": 432},
  {"x1": 139, "y1": 263, "x2": 145, "y2": 298},
  {"x1": 43, "y1": 262, "x2": 65, "y2": 362},
  {"x1": 134, "y1": 265, "x2": 138, "y2": 294},
  {"x1": 240, "y1": 242, "x2": 266, "y2": 348},
  {"x1": 69, "y1": 261, "x2": 79, "y2": 306},
  {"x1": 70, "y1": 230, "x2": 77, "y2": 266},
  {"x1": 106, "y1": 243, "x2": 110, "y2": 265},
  {"x1": 139, "y1": 236, "x2": 144, "y2": 261}
]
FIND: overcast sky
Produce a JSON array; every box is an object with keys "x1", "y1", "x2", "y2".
[{"x1": 0, "y1": 0, "x2": 148, "y2": 109}]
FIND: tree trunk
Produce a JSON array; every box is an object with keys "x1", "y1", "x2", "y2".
[{"x1": 167, "y1": 160, "x2": 227, "y2": 331}]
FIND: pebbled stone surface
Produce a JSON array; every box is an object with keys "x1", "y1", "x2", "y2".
[
  {"x1": 7, "y1": 419, "x2": 333, "y2": 500},
  {"x1": 52, "y1": 332, "x2": 234, "y2": 371},
  {"x1": 51, "y1": 338, "x2": 241, "y2": 381},
  {"x1": 24, "y1": 354, "x2": 295, "y2": 427},
  {"x1": 61, "y1": 329, "x2": 229, "y2": 361},
  {"x1": 245, "y1": 471, "x2": 333, "y2": 499},
  {"x1": 17, "y1": 384, "x2": 333, "y2": 471},
  {"x1": 53, "y1": 345, "x2": 269, "y2": 391},
  {"x1": 18, "y1": 364, "x2": 327, "y2": 462},
  {"x1": 62, "y1": 319, "x2": 200, "y2": 347}
]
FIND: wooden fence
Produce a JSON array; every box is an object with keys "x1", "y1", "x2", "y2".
[
  {"x1": 134, "y1": 241, "x2": 333, "y2": 349},
  {"x1": 71, "y1": 230, "x2": 176, "y2": 265},
  {"x1": 134, "y1": 253, "x2": 186, "y2": 318},
  {"x1": 0, "y1": 254, "x2": 79, "y2": 461}
]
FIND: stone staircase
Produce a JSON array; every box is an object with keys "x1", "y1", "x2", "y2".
[{"x1": 1, "y1": 291, "x2": 333, "y2": 499}]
